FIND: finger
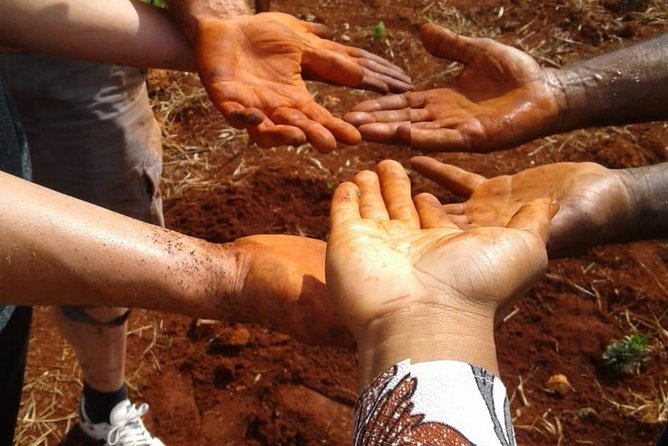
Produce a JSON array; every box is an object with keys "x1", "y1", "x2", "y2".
[
  {"x1": 356, "y1": 70, "x2": 414, "y2": 94},
  {"x1": 414, "y1": 193, "x2": 459, "y2": 229},
  {"x1": 376, "y1": 160, "x2": 419, "y2": 226},
  {"x1": 359, "y1": 122, "x2": 410, "y2": 145},
  {"x1": 301, "y1": 102, "x2": 361, "y2": 146},
  {"x1": 358, "y1": 58, "x2": 413, "y2": 85},
  {"x1": 345, "y1": 47, "x2": 411, "y2": 82},
  {"x1": 506, "y1": 197, "x2": 555, "y2": 245},
  {"x1": 220, "y1": 101, "x2": 266, "y2": 128},
  {"x1": 420, "y1": 24, "x2": 483, "y2": 65},
  {"x1": 410, "y1": 127, "x2": 485, "y2": 152},
  {"x1": 304, "y1": 21, "x2": 333, "y2": 39},
  {"x1": 271, "y1": 107, "x2": 338, "y2": 152},
  {"x1": 410, "y1": 156, "x2": 486, "y2": 197},
  {"x1": 346, "y1": 109, "x2": 413, "y2": 126},
  {"x1": 331, "y1": 182, "x2": 361, "y2": 226},
  {"x1": 247, "y1": 119, "x2": 306, "y2": 148},
  {"x1": 358, "y1": 63, "x2": 414, "y2": 93},
  {"x1": 442, "y1": 202, "x2": 465, "y2": 215},
  {"x1": 302, "y1": 48, "x2": 364, "y2": 88},
  {"x1": 351, "y1": 93, "x2": 411, "y2": 113},
  {"x1": 353, "y1": 170, "x2": 389, "y2": 220},
  {"x1": 447, "y1": 214, "x2": 472, "y2": 228}
]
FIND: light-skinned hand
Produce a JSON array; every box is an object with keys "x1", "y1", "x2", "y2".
[
  {"x1": 344, "y1": 24, "x2": 563, "y2": 152},
  {"x1": 231, "y1": 234, "x2": 351, "y2": 347},
  {"x1": 325, "y1": 160, "x2": 554, "y2": 385},
  {"x1": 196, "y1": 12, "x2": 412, "y2": 152},
  {"x1": 410, "y1": 157, "x2": 636, "y2": 256}
]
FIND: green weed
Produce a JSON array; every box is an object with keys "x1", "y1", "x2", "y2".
[{"x1": 602, "y1": 332, "x2": 648, "y2": 376}]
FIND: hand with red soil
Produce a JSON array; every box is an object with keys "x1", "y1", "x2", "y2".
[
  {"x1": 345, "y1": 23, "x2": 560, "y2": 152},
  {"x1": 195, "y1": 12, "x2": 412, "y2": 152},
  {"x1": 345, "y1": 25, "x2": 668, "y2": 152},
  {"x1": 410, "y1": 157, "x2": 668, "y2": 257},
  {"x1": 231, "y1": 234, "x2": 351, "y2": 347},
  {"x1": 325, "y1": 159, "x2": 553, "y2": 385}
]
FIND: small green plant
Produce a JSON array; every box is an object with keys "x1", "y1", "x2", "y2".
[
  {"x1": 602, "y1": 332, "x2": 648, "y2": 376},
  {"x1": 372, "y1": 21, "x2": 386, "y2": 40}
]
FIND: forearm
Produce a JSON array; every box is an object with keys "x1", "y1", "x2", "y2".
[
  {"x1": 620, "y1": 162, "x2": 668, "y2": 241},
  {"x1": 0, "y1": 0, "x2": 195, "y2": 71},
  {"x1": 553, "y1": 33, "x2": 668, "y2": 131},
  {"x1": 0, "y1": 171, "x2": 238, "y2": 317},
  {"x1": 166, "y1": 0, "x2": 251, "y2": 41}
]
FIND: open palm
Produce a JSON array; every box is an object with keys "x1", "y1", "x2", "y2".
[
  {"x1": 411, "y1": 157, "x2": 635, "y2": 257},
  {"x1": 326, "y1": 160, "x2": 553, "y2": 346},
  {"x1": 345, "y1": 24, "x2": 562, "y2": 152},
  {"x1": 196, "y1": 12, "x2": 412, "y2": 152}
]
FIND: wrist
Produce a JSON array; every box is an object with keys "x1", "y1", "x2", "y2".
[
  {"x1": 618, "y1": 163, "x2": 668, "y2": 241},
  {"x1": 166, "y1": 0, "x2": 251, "y2": 42},
  {"x1": 356, "y1": 309, "x2": 498, "y2": 389},
  {"x1": 162, "y1": 238, "x2": 244, "y2": 319},
  {"x1": 547, "y1": 66, "x2": 604, "y2": 134}
]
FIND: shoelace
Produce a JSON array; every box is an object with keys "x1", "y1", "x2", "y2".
[{"x1": 106, "y1": 403, "x2": 154, "y2": 446}]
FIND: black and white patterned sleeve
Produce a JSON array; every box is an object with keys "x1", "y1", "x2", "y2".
[{"x1": 354, "y1": 359, "x2": 516, "y2": 446}]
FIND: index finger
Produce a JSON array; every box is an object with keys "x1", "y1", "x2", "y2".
[
  {"x1": 331, "y1": 182, "x2": 361, "y2": 226},
  {"x1": 506, "y1": 197, "x2": 558, "y2": 245},
  {"x1": 410, "y1": 156, "x2": 487, "y2": 197}
]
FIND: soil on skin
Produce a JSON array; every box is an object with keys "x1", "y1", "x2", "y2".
[{"x1": 19, "y1": 0, "x2": 667, "y2": 445}]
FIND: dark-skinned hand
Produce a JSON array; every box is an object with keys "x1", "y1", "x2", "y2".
[
  {"x1": 344, "y1": 23, "x2": 563, "y2": 152},
  {"x1": 196, "y1": 12, "x2": 412, "y2": 152},
  {"x1": 326, "y1": 160, "x2": 554, "y2": 380},
  {"x1": 411, "y1": 157, "x2": 636, "y2": 256}
]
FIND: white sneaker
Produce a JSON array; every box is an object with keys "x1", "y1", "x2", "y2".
[{"x1": 79, "y1": 399, "x2": 165, "y2": 446}]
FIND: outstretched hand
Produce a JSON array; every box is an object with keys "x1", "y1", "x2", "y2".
[
  {"x1": 345, "y1": 24, "x2": 563, "y2": 152},
  {"x1": 325, "y1": 160, "x2": 553, "y2": 379},
  {"x1": 196, "y1": 12, "x2": 412, "y2": 152},
  {"x1": 410, "y1": 157, "x2": 635, "y2": 256}
]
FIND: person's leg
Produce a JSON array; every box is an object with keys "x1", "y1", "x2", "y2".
[
  {"x1": 0, "y1": 54, "x2": 164, "y2": 445},
  {"x1": 0, "y1": 306, "x2": 32, "y2": 445}
]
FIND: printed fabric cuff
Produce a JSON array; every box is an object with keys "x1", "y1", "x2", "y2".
[{"x1": 354, "y1": 359, "x2": 516, "y2": 446}]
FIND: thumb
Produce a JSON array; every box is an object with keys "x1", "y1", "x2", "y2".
[
  {"x1": 420, "y1": 24, "x2": 484, "y2": 65},
  {"x1": 506, "y1": 197, "x2": 558, "y2": 245}
]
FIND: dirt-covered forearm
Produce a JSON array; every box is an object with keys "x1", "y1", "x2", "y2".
[
  {"x1": 553, "y1": 33, "x2": 668, "y2": 132},
  {"x1": 166, "y1": 0, "x2": 251, "y2": 41},
  {"x1": 620, "y1": 162, "x2": 668, "y2": 241},
  {"x1": 0, "y1": 171, "x2": 241, "y2": 318}
]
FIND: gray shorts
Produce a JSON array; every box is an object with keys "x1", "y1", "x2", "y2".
[{"x1": 0, "y1": 54, "x2": 164, "y2": 225}]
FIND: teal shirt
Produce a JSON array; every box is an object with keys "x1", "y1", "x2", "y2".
[{"x1": 0, "y1": 74, "x2": 31, "y2": 332}]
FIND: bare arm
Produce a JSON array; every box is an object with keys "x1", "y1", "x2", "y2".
[
  {"x1": 554, "y1": 34, "x2": 668, "y2": 132},
  {"x1": 0, "y1": 170, "x2": 231, "y2": 316},
  {"x1": 621, "y1": 163, "x2": 668, "y2": 243},
  {"x1": 0, "y1": 0, "x2": 195, "y2": 71},
  {"x1": 0, "y1": 171, "x2": 346, "y2": 345}
]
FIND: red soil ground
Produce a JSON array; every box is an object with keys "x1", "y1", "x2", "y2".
[{"x1": 17, "y1": 0, "x2": 667, "y2": 445}]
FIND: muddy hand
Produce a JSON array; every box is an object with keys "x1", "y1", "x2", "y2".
[
  {"x1": 410, "y1": 157, "x2": 636, "y2": 256},
  {"x1": 326, "y1": 160, "x2": 553, "y2": 362},
  {"x1": 195, "y1": 12, "x2": 412, "y2": 153},
  {"x1": 229, "y1": 234, "x2": 352, "y2": 348},
  {"x1": 345, "y1": 24, "x2": 562, "y2": 152}
]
